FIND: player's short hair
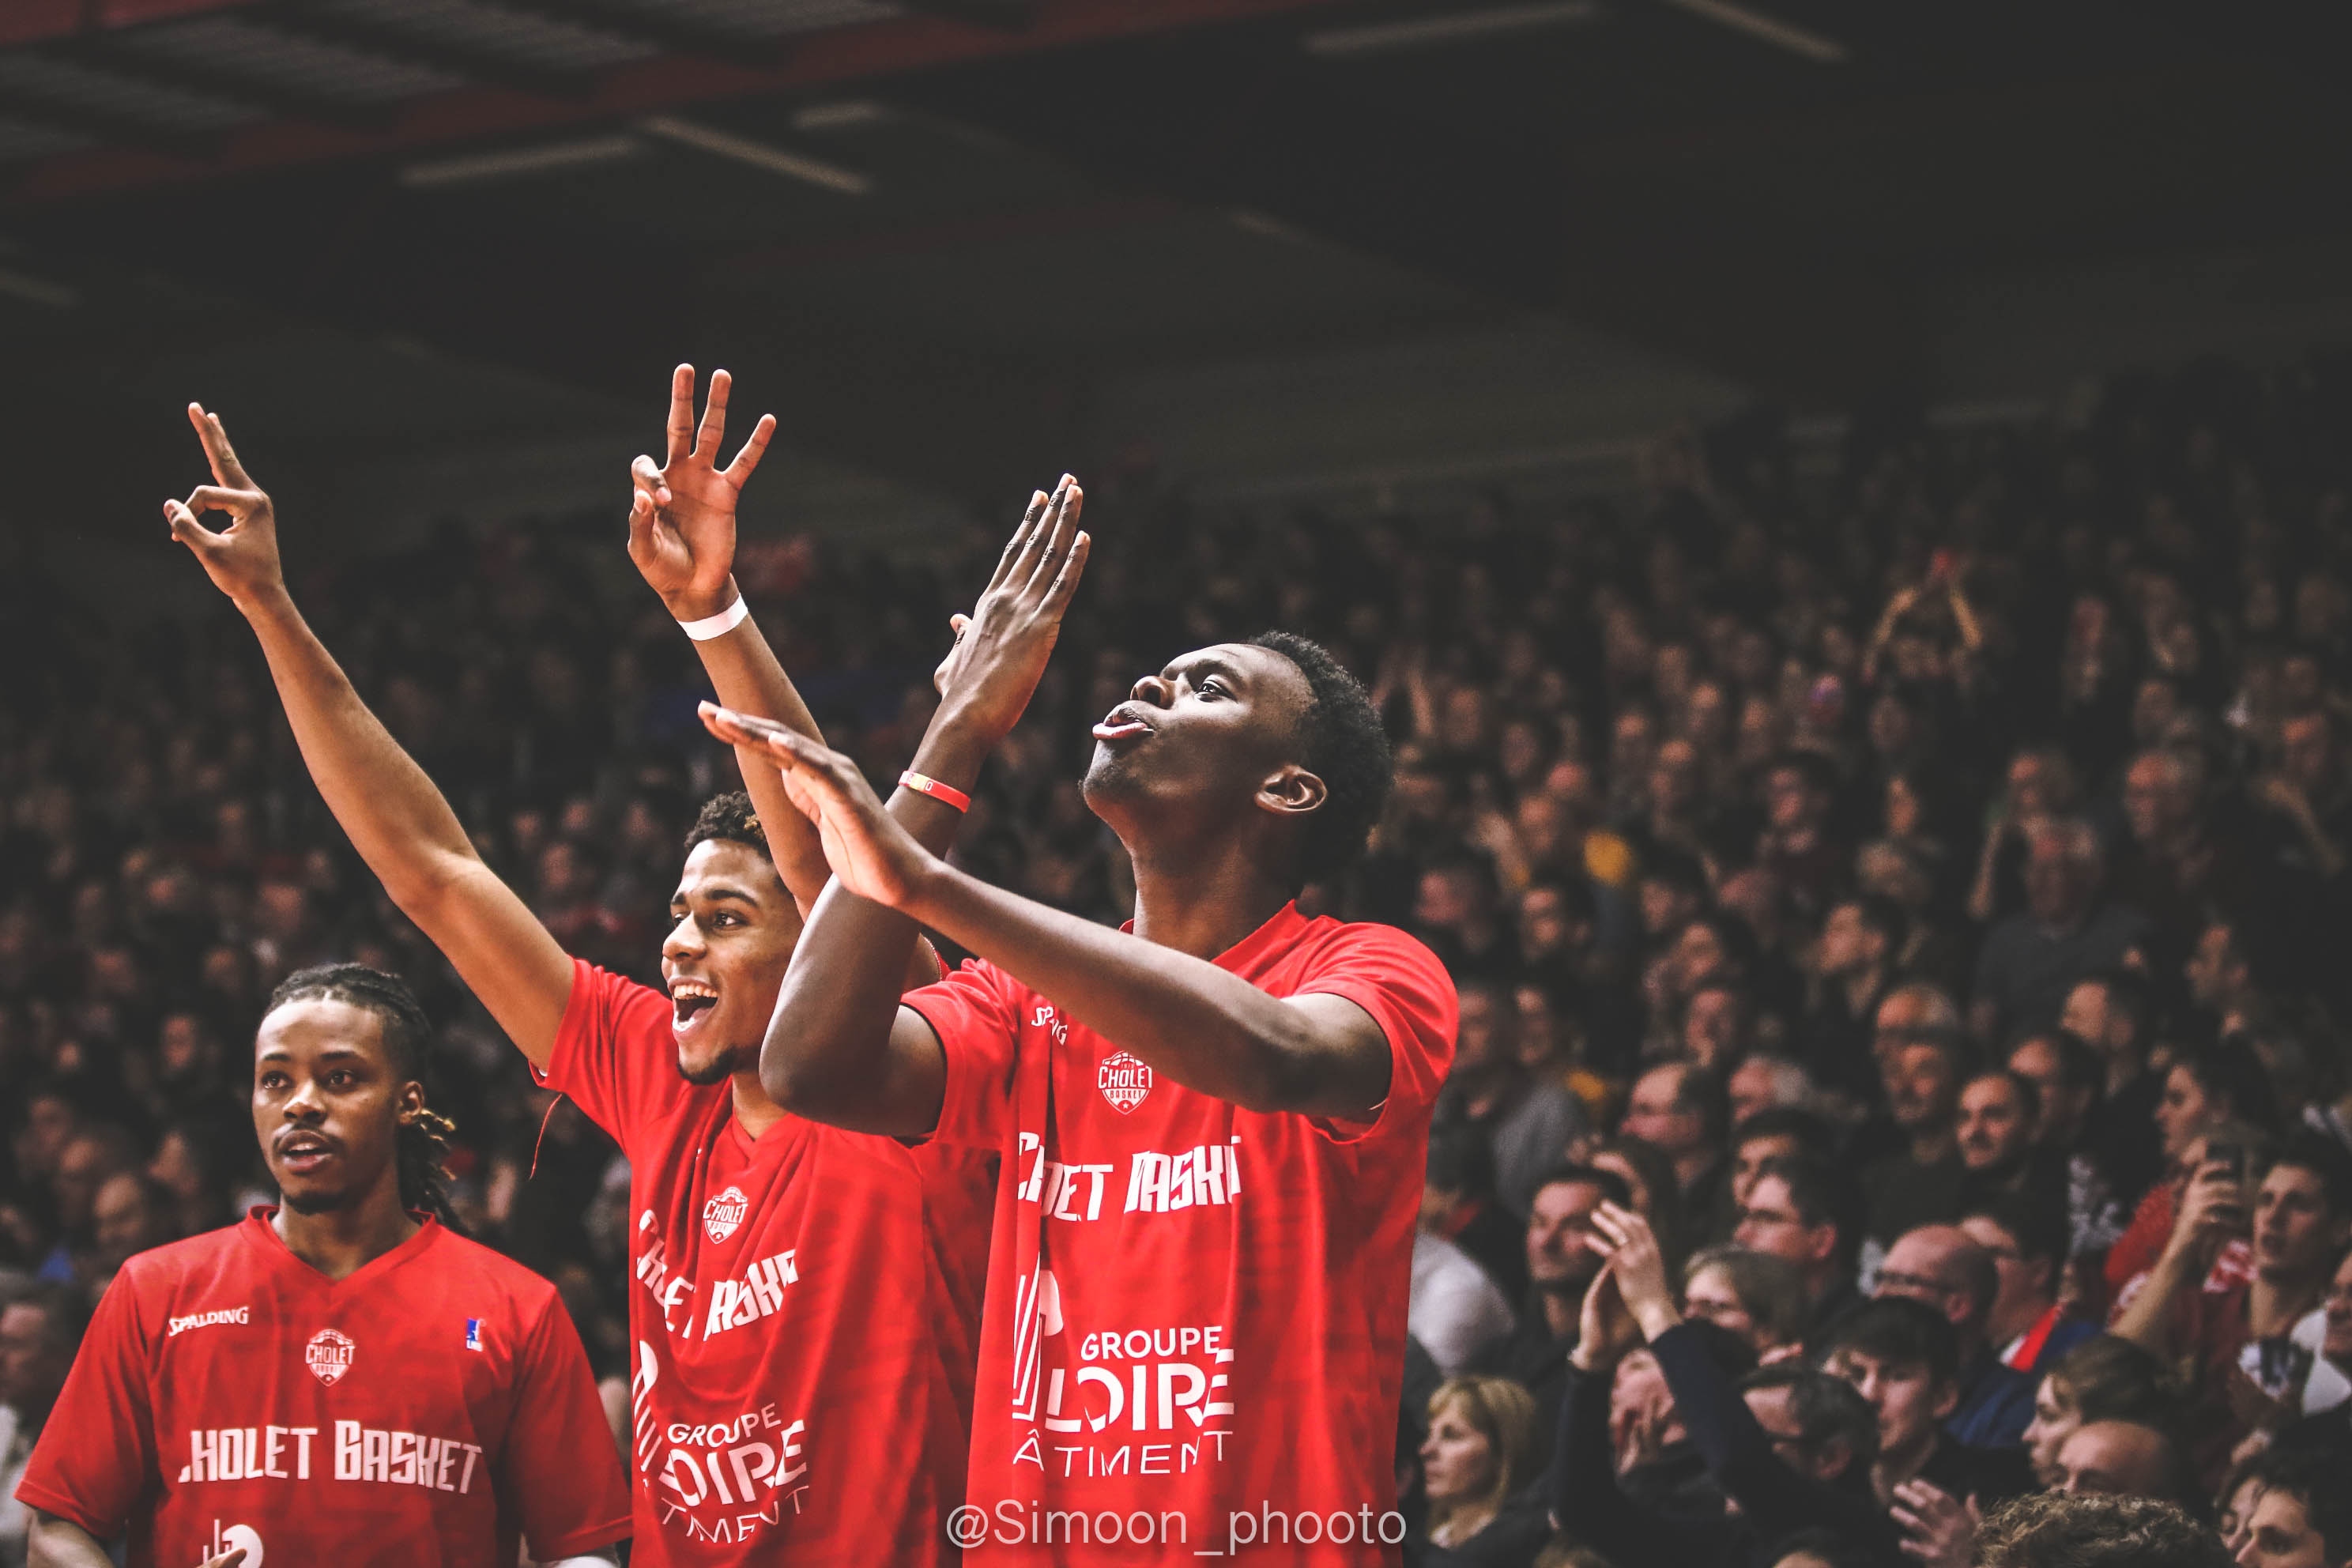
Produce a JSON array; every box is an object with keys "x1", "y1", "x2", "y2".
[
  {"x1": 1823, "y1": 1295, "x2": 1958, "y2": 1386},
  {"x1": 685, "y1": 791, "x2": 771, "y2": 861},
  {"x1": 265, "y1": 963, "x2": 462, "y2": 1232},
  {"x1": 1973, "y1": 1493, "x2": 2231, "y2": 1568},
  {"x1": 1249, "y1": 631, "x2": 1393, "y2": 883}
]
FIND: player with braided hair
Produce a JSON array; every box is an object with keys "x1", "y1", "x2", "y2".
[
  {"x1": 266, "y1": 963, "x2": 464, "y2": 1232},
  {"x1": 18, "y1": 963, "x2": 631, "y2": 1568}
]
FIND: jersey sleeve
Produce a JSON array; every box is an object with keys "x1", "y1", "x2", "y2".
[
  {"x1": 496, "y1": 1287, "x2": 635, "y2": 1561},
  {"x1": 533, "y1": 957, "x2": 679, "y2": 1148},
  {"x1": 900, "y1": 959, "x2": 1024, "y2": 1151},
  {"x1": 13, "y1": 1268, "x2": 156, "y2": 1539},
  {"x1": 1290, "y1": 922, "x2": 1459, "y2": 1145}
]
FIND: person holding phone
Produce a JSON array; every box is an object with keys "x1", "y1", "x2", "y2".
[{"x1": 2110, "y1": 1130, "x2": 2352, "y2": 1479}]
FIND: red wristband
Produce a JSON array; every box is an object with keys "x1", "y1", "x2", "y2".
[{"x1": 899, "y1": 771, "x2": 971, "y2": 813}]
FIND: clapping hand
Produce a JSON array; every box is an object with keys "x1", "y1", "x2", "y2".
[{"x1": 1591, "y1": 1202, "x2": 1680, "y2": 1340}]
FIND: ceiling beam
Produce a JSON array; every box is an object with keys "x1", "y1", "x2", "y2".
[
  {"x1": 895, "y1": 0, "x2": 1037, "y2": 32},
  {"x1": 481, "y1": 0, "x2": 787, "y2": 68},
  {"x1": 40, "y1": 32, "x2": 395, "y2": 131},
  {"x1": 5, "y1": 0, "x2": 1357, "y2": 205},
  {"x1": 245, "y1": 2, "x2": 600, "y2": 100},
  {"x1": 0, "y1": 77, "x2": 224, "y2": 160}
]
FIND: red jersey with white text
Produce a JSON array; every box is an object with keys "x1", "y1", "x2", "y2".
[
  {"x1": 902, "y1": 904, "x2": 1456, "y2": 1562},
  {"x1": 535, "y1": 959, "x2": 992, "y2": 1565},
  {"x1": 17, "y1": 1211, "x2": 629, "y2": 1568}
]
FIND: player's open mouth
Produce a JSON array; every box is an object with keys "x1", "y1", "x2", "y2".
[
  {"x1": 1092, "y1": 706, "x2": 1155, "y2": 743},
  {"x1": 276, "y1": 1132, "x2": 336, "y2": 1174},
  {"x1": 670, "y1": 978, "x2": 719, "y2": 1038}
]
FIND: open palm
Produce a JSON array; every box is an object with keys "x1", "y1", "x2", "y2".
[{"x1": 627, "y1": 364, "x2": 775, "y2": 618}]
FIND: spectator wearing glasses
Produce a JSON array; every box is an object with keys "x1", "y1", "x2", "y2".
[
  {"x1": 1875, "y1": 1223, "x2": 2039, "y2": 1448},
  {"x1": 1735, "y1": 1153, "x2": 1865, "y2": 1351}
]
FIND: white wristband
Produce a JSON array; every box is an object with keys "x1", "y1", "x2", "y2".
[{"x1": 678, "y1": 595, "x2": 750, "y2": 641}]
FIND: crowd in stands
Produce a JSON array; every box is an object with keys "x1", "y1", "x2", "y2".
[{"x1": 9, "y1": 352, "x2": 2352, "y2": 1566}]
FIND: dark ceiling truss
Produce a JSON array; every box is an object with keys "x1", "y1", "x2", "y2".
[
  {"x1": 477, "y1": 0, "x2": 789, "y2": 69},
  {"x1": 0, "y1": 74, "x2": 227, "y2": 161},
  {"x1": 32, "y1": 32, "x2": 394, "y2": 134},
  {"x1": 239, "y1": 2, "x2": 601, "y2": 100}
]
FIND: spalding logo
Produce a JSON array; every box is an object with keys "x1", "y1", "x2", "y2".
[
  {"x1": 1098, "y1": 1052, "x2": 1153, "y2": 1114},
  {"x1": 304, "y1": 1328, "x2": 356, "y2": 1387},
  {"x1": 703, "y1": 1185, "x2": 749, "y2": 1243}
]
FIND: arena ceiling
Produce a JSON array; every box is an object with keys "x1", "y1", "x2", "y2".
[{"x1": 2, "y1": 0, "x2": 2348, "y2": 555}]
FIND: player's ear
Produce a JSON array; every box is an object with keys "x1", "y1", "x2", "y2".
[
  {"x1": 1255, "y1": 763, "x2": 1327, "y2": 820},
  {"x1": 393, "y1": 1080, "x2": 427, "y2": 1125}
]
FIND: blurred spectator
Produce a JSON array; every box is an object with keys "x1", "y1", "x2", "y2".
[
  {"x1": 1972, "y1": 1491, "x2": 2230, "y2": 1568},
  {"x1": 2233, "y1": 1446, "x2": 2352, "y2": 1568},
  {"x1": 1971, "y1": 820, "x2": 2149, "y2": 1045},
  {"x1": 1682, "y1": 1246, "x2": 1809, "y2": 1363},
  {"x1": 2018, "y1": 1334, "x2": 2180, "y2": 1491},
  {"x1": 1440, "y1": 980, "x2": 1588, "y2": 1220},
  {"x1": 1819, "y1": 1297, "x2": 2031, "y2": 1506},
  {"x1": 1419, "y1": 1376, "x2": 1550, "y2": 1566},
  {"x1": 1425, "y1": 1119, "x2": 1532, "y2": 1302},
  {"x1": 0, "y1": 1281, "x2": 85, "y2": 1568},
  {"x1": 1734, "y1": 1155, "x2": 1864, "y2": 1348},
  {"x1": 1483, "y1": 1166, "x2": 1626, "y2": 1450},
  {"x1": 1413, "y1": 1231, "x2": 1518, "y2": 1378},
  {"x1": 1874, "y1": 1223, "x2": 2037, "y2": 1447}
]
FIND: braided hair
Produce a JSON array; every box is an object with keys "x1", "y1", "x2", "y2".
[{"x1": 264, "y1": 963, "x2": 465, "y2": 1233}]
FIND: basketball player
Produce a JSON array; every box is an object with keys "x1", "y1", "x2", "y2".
[
  {"x1": 19, "y1": 964, "x2": 629, "y2": 1568},
  {"x1": 159, "y1": 390, "x2": 1050, "y2": 1563},
  {"x1": 703, "y1": 552, "x2": 1457, "y2": 1559}
]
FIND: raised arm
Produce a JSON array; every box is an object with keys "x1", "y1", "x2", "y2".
[
  {"x1": 166, "y1": 405, "x2": 571, "y2": 1067},
  {"x1": 714, "y1": 616, "x2": 1396, "y2": 1131},
  {"x1": 708, "y1": 481, "x2": 1094, "y2": 1136},
  {"x1": 620, "y1": 364, "x2": 828, "y2": 906}
]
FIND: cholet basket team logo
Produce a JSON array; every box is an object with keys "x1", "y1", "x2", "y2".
[
  {"x1": 1097, "y1": 1052, "x2": 1153, "y2": 1114},
  {"x1": 304, "y1": 1327, "x2": 356, "y2": 1387}
]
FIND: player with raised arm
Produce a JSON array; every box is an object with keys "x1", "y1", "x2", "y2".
[
  {"x1": 703, "y1": 540, "x2": 1458, "y2": 1560},
  {"x1": 19, "y1": 963, "x2": 630, "y2": 1568},
  {"x1": 159, "y1": 386, "x2": 1042, "y2": 1564}
]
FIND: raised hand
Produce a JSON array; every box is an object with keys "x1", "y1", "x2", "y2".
[
  {"x1": 1591, "y1": 1202, "x2": 1679, "y2": 1340},
  {"x1": 1571, "y1": 1262, "x2": 1641, "y2": 1373},
  {"x1": 929, "y1": 477, "x2": 1090, "y2": 746},
  {"x1": 699, "y1": 703, "x2": 932, "y2": 910},
  {"x1": 1890, "y1": 1478, "x2": 1978, "y2": 1567},
  {"x1": 164, "y1": 404, "x2": 283, "y2": 609},
  {"x1": 627, "y1": 364, "x2": 777, "y2": 620}
]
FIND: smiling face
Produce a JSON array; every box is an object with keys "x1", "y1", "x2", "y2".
[
  {"x1": 252, "y1": 998, "x2": 421, "y2": 1216},
  {"x1": 662, "y1": 839, "x2": 803, "y2": 1087},
  {"x1": 1083, "y1": 643, "x2": 1320, "y2": 853}
]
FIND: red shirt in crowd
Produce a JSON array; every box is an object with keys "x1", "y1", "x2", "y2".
[
  {"x1": 536, "y1": 959, "x2": 993, "y2": 1566},
  {"x1": 903, "y1": 904, "x2": 1457, "y2": 1563},
  {"x1": 17, "y1": 1210, "x2": 630, "y2": 1568}
]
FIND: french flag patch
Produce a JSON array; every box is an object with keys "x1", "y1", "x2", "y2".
[{"x1": 465, "y1": 1318, "x2": 483, "y2": 1352}]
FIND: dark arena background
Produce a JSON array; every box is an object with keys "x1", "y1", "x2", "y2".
[{"x1": 6, "y1": 3, "x2": 2352, "y2": 1566}]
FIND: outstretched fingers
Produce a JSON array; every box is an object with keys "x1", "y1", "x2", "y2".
[
  {"x1": 694, "y1": 368, "x2": 731, "y2": 459},
  {"x1": 723, "y1": 413, "x2": 776, "y2": 488},
  {"x1": 665, "y1": 364, "x2": 696, "y2": 467},
  {"x1": 1024, "y1": 478, "x2": 1083, "y2": 597},
  {"x1": 187, "y1": 404, "x2": 252, "y2": 489},
  {"x1": 988, "y1": 488, "x2": 1051, "y2": 596},
  {"x1": 1043, "y1": 531, "x2": 1091, "y2": 611}
]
